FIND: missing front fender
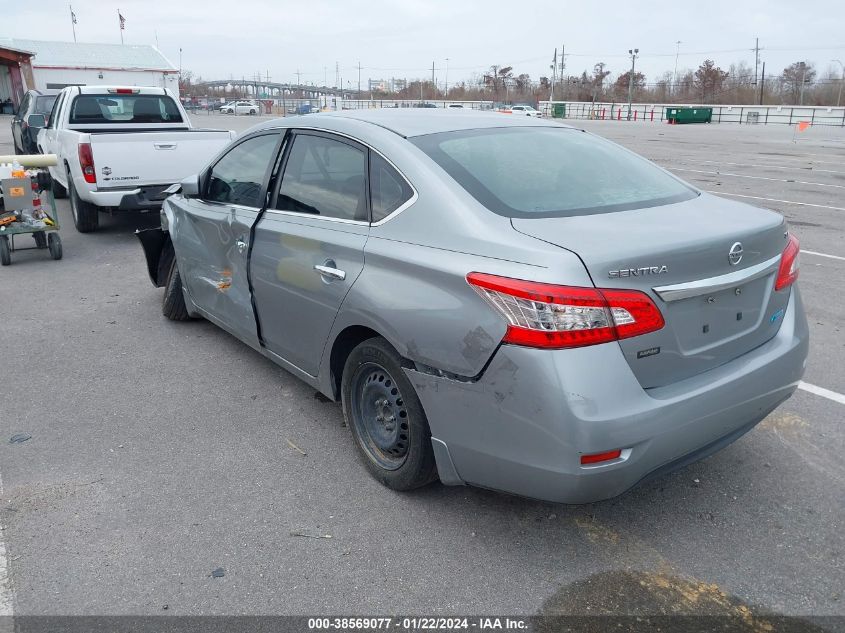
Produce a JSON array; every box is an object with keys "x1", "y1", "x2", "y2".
[{"x1": 135, "y1": 227, "x2": 171, "y2": 287}]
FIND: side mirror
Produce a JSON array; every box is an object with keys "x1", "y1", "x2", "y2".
[
  {"x1": 27, "y1": 114, "x2": 46, "y2": 128},
  {"x1": 180, "y1": 173, "x2": 200, "y2": 198}
]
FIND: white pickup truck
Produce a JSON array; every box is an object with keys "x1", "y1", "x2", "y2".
[{"x1": 37, "y1": 86, "x2": 236, "y2": 232}]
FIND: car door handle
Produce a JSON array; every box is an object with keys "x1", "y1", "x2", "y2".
[
  {"x1": 154, "y1": 142, "x2": 177, "y2": 150},
  {"x1": 314, "y1": 264, "x2": 346, "y2": 281}
]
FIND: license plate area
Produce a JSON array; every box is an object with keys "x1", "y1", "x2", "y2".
[{"x1": 668, "y1": 274, "x2": 774, "y2": 354}]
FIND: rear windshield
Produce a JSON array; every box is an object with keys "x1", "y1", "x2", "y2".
[
  {"x1": 34, "y1": 96, "x2": 57, "y2": 114},
  {"x1": 68, "y1": 94, "x2": 183, "y2": 124},
  {"x1": 411, "y1": 127, "x2": 697, "y2": 218}
]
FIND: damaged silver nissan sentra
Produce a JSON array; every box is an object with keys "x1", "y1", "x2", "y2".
[{"x1": 137, "y1": 110, "x2": 808, "y2": 503}]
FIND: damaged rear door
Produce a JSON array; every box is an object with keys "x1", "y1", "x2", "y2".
[{"x1": 173, "y1": 131, "x2": 283, "y2": 347}]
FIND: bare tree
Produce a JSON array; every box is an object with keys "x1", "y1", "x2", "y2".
[
  {"x1": 693, "y1": 59, "x2": 729, "y2": 103},
  {"x1": 781, "y1": 61, "x2": 816, "y2": 104}
]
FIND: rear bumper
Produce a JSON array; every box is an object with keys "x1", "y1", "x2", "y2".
[
  {"x1": 80, "y1": 183, "x2": 172, "y2": 211},
  {"x1": 406, "y1": 288, "x2": 809, "y2": 504}
]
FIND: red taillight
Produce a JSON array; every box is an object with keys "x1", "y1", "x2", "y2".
[
  {"x1": 466, "y1": 273, "x2": 665, "y2": 349},
  {"x1": 78, "y1": 143, "x2": 96, "y2": 184},
  {"x1": 775, "y1": 234, "x2": 800, "y2": 291},
  {"x1": 581, "y1": 449, "x2": 622, "y2": 465},
  {"x1": 109, "y1": 88, "x2": 139, "y2": 94}
]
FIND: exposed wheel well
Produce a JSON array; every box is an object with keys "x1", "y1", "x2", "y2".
[{"x1": 329, "y1": 325, "x2": 381, "y2": 400}]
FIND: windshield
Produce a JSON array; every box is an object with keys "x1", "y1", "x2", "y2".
[
  {"x1": 35, "y1": 96, "x2": 57, "y2": 114},
  {"x1": 68, "y1": 94, "x2": 183, "y2": 124},
  {"x1": 411, "y1": 127, "x2": 697, "y2": 218}
]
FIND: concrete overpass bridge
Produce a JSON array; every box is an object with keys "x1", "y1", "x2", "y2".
[{"x1": 196, "y1": 78, "x2": 338, "y2": 99}]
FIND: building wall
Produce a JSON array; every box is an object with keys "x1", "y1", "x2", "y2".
[{"x1": 31, "y1": 67, "x2": 179, "y2": 96}]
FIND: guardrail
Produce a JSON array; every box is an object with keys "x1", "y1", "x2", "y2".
[{"x1": 539, "y1": 101, "x2": 845, "y2": 126}]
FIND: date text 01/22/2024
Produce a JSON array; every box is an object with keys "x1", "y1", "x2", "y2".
[{"x1": 307, "y1": 617, "x2": 528, "y2": 630}]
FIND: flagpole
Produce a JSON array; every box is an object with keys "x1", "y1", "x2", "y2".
[
  {"x1": 118, "y1": 9, "x2": 123, "y2": 44},
  {"x1": 69, "y1": 4, "x2": 76, "y2": 42}
]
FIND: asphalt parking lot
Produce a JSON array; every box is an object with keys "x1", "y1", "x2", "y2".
[{"x1": 1, "y1": 112, "x2": 843, "y2": 621}]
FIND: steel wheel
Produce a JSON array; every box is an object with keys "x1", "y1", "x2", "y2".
[{"x1": 349, "y1": 362, "x2": 411, "y2": 471}]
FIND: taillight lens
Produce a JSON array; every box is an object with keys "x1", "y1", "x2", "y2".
[
  {"x1": 775, "y1": 234, "x2": 800, "y2": 291},
  {"x1": 78, "y1": 143, "x2": 96, "y2": 184},
  {"x1": 466, "y1": 272, "x2": 665, "y2": 349}
]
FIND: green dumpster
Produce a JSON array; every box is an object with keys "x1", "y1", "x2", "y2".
[
  {"x1": 665, "y1": 107, "x2": 712, "y2": 124},
  {"x1": 552, "y1": 103, "x2": 566, "y2": 119}
]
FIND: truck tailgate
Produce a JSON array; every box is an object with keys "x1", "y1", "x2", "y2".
[{"x1": 90, "y1": 130, "x2": 233, "y2": 189}]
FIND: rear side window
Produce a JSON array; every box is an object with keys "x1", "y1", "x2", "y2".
[
  {"x1": 370, "y1": 154, "x2": 413, "y2": 222},
  {"x1": 35, "y1": 96, "x2": 57, "y2": 114},
  {"x1": 68, "y1": 94, "x2": 183, "y2": 124},
  {"x1": 411, "y1": 127, "x2": 697, "y2": 218},
  {"x1": 276, "y1": 134, "x2": 368, "y2": 222},
  {"x1": 205, "y1": 134, "x2": 279, "y2": 207}
]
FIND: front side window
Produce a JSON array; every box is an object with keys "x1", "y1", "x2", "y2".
[
  {"x1": 370, "y1": 153, "x2": 413, "y2": 222},
  {"x1": 205, "y1": 134, "x2": 279, "y2": 207},
  {"x1": 412, "y1": 127, "x2": 697, "y2": 218},
  {"x1": 68, "y1": 94, "x2": 183, "y2": 124},
  {"x1": 276, "y1": 134, "x2": 368, "y2": 222}
]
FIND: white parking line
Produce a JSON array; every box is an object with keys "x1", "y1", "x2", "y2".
[
  {"x1": 697, "y1": 160, "x2": 845, "y2": 176},
  {"x1": 802, "y1": 250, "x2": 845, "y2": 262},
  {"x1": 0, "y1": 472, "x2": 12, "y2": 617},
  {"x1": 673, "y1": 167, "x2": 845, "y2": 190},
  {"x1": 799, "y1": 382, "x2": 845, "y2": 406},
  {"x1": 702, "y1": 190, "x2": 845, "y2": 212}
]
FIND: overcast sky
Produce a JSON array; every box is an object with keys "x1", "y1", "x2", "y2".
[{"x1": 9, "y1": 0, "x2": 845, "y2": 88}]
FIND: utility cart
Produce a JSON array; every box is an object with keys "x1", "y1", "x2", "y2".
[{"x1": 0, "y1": 153, "x2": 62, "y2": 266}]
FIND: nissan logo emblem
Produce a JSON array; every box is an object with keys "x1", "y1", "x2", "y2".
[{"x1": 729, "y1": 242, "x2": 743, "y2": 266}]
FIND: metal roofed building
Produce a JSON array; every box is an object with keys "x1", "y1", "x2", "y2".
[{"x1": 0, "y1": 38, "x2": 179, "y2": 96}]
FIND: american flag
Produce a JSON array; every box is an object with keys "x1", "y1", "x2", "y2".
[{"x1": 119, "y1": 12, "x2": 126, "y2": 30}]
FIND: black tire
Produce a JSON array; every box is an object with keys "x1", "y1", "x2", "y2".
[
  {"x1": 0, "y1": 236, "x2": 10, "y2": 266},
  {"x1": 341, "y1": 337, "x2": 437, "y2": 491},
  {"x1": 250, "y1": 109, "x2": 256, "y2": 115},
  {"x1": 33, "y1": 231, "x2": 47, "y2": 249},
  {"x1": 69, "y1": 179, "x2": 99, "y2": 233},
  {"x1": 47, "y1": 232, "x2": 62, "y2": 260},
  {"x1": 52, "y1": 174, "x2": 68, "y2": 199},
  {"x1": 162, "y1": 256, "x2": 190, "y2": 321}
]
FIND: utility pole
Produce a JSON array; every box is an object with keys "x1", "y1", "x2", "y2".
[
  {"x1": 431, "y1": 61, "x2": 436, "y2": 98},
  {"x1": 759, "y1": 61, "x2": 766, "y2": 105},
  {"x1": 357, "y1": 61, "x2": 361, "y2": 96},
  {"x1": 323, "y1": 66, "x2": 327, "y2": 87},
  {"x1": 445, "y1": 58, "x2": 449, "y2": 97},
  {"x1": 753, "y1": 37, "x2": 760, "y2": 84},
  {"x1": 335, "y1": 62, "x2": 339, "y2": 90},
  {"x1": 559, "y1": 44, "x2": 566, "y2": 100},
  {"x1": 799, "y1": 64, "x2": 807, "y2": 106},
  {"x1": 833, "y1": 60, "x2": 844, "y2": 108},
  {"x1": 627, "y1": 48, "x2": 639, "y2": 120},
  {"x1": 672, "y1": 41, "x2": 681, "y2": 99},
  {"x1": 296, "y1": 69, "x2": 301, "y2": 86},
  {"x1": 550, "y1": 47, "x2": 558, "y2": 101}
]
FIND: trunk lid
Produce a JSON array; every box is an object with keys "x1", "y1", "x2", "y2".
[
  {"x1": 90, "y1": 130, "x2": 234, "y2": 189},
  {"x1": 511, "y1": 193, "x2": 791, "y2": 388}
]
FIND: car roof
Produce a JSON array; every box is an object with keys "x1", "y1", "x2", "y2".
[
  {"x1": 73, "y1": 86, "x2": 168, "y2": 95},
  {"x1": 253, "y1": 108, "x2": 570, "y2": 138}
]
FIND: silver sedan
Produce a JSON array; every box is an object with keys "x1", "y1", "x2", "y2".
[{"x1": 138, "y1": 110, "x2": 808, "y2": 503}]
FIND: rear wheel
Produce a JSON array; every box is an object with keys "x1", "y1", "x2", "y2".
[
  {"x1": 47, "y1": 232, "x2": 62, "y2": 260},
  {"x1": 342, "y1": 337, "x2": 437, "y2": 491},
  {"x1": 250, "y1": 109, "x2": 256, "y2": 115},
  {"x1": 69, "y1": 179, "x2": 99, "y2": 233},
  {"x1": 0, "y1": 236, "x2": 10, "y2": 266},
  {"x1": 162, "y1": 256, "x2": 191, "y2": 321}
]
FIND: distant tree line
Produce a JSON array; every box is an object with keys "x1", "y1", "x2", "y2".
[{"x1": 178, "y1": 59, "x2": 844, "y2": 107}]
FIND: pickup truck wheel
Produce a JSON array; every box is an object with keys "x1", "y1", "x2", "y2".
[
  {"x1": 0, "y1": 236, "x2": 10, "y2": 266},
  {"x1": 342, "y1": 337, "x2": 438, "y2": 491},
  {"x1": 69, "y1": 180, "x2": 99, "y2": 233},
  {"x1": 162, "y1": 257, "x2": 191, "y2": 321},
  {"x1": 250, "y1": 109, "x2": 256, "y2": 115}
]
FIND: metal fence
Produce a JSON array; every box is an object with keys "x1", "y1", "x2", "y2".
[{"x1": 539, "y1": 101, "x2": 845, "y2": 126}]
